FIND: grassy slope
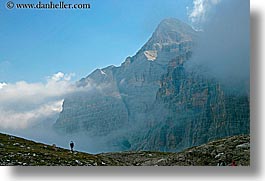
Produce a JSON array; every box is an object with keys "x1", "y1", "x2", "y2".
[
  {"x1": 0, "y1": 133, "x2": 250, "y2": 166},
  {"x1": 0, "y1": 133, "x2": 122, "y2": 166}
]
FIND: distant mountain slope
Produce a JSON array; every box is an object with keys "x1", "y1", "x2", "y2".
[
  {"x1": 54, "y1": 18, "x2": 196, "y2": 136},
  {"x1": 53, "y1": 18, "x2": 249, "y2": 153},
  {"x1": 0, "y1": 132, "x2": 250, "y2": 166}
]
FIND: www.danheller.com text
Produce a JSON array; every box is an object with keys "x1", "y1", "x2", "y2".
[{"x1": 6, "y1": 1, "x2": 91, "y2": 10}]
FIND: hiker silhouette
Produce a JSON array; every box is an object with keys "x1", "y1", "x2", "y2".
[{"x1": 70, "y1": 141, "x2": 74, "y2": 152}]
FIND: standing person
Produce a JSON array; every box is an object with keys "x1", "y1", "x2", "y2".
[{"x1": 70, "y1": 141, "x2": 74, "y2": 152}]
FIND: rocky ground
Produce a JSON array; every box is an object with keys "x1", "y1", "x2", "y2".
[
  {"x1": 103, "y1": 135, "x2": 250, "y2": 166},
  {"x1": 0, "y1": 133, "x2": 122, "y2": 166},
  {"x1": 0, "y1": 133, "x2": 250, "y2": 166}
]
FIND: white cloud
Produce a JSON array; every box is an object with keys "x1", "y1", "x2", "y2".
[
  {"x1": 50, "y1": 72, "x2": 65, "y2": 81},
  {"x1": 0, "y1": 100, "x2": 63, "y2": 130},
  {"x1": 187, "y1": 0, "x2": 221, "y2": 25},
  {"x1": 0, "y1": 82, "x2": 7, "y2": 89},
  {"x1": 48, "y1": 72, "x2": 75, "y2": 82},
  {"x1": 0, "y1": 72, "x2": 76, "y2": 106},
  {"x1": 0, "y1": 72, "x2": 80, "y2": 130}
]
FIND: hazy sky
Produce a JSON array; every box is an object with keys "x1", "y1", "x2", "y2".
[{"x1": 0, "y1": 0, "x2": 193, "y2": 83}]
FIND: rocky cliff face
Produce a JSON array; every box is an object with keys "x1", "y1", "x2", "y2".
[
  {"x1": 135, "y1": 55, "x2": 250, "y2": 151},
  {"x1": 54, "y1": 65, "x2": 129, "y2": 136},
  {"x1": 54, "y1": 18, "x2": 249, "y2": 152},
  {"x1": 54, "y1": 18, "x2": 196, "y2": 136}
]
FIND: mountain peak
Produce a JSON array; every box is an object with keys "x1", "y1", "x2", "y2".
[
  {"x1": 153, "y1": 18, "x2": 196, "y2": 42},
  {"x1": 139, "y1": 18, "x2": 197, "y2": 53},
  {"x1": 156, "y1": 18, "x2": 192, "y2": 31}
]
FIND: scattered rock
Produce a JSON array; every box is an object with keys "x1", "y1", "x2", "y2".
[
  {"x1": 0, "y1": 132, "x2": 250, "y2": 166},
  {"x1": 178, "y1": 155, "x2": 185, "y2": 161},
  {"x1": 156, "y1": 158, "x2": 166, "y2": 163},
  {"x1": 236, "y1": 143, "x2": 250, "y2": 149},
  {"x1": 215, "y1": 153, "x2": 224, "y2": 159}
]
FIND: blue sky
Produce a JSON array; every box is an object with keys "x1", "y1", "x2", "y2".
[{"x1": 0, "y1": 0, "x2": 193, "y2": 83}]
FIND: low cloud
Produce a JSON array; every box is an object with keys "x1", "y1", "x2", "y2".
[
  {"x1": 0, "y1": 72, "x2": 78, "y2": 130},
  {"x1": 187, "y1": 0, "x2": 221, "y2": 28},
  {"x1": 0, "y1": 72, "x2": 124, "y2": 153},
  {"x1": 0, "y1": 82, "x2": 7, "y2": 89},
  {"x1": 187, "y1": 0, "x2": 250, "y2": 93},
  {"x1": 0, "y1": 100, "x2": 63, "y2": 130}
]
